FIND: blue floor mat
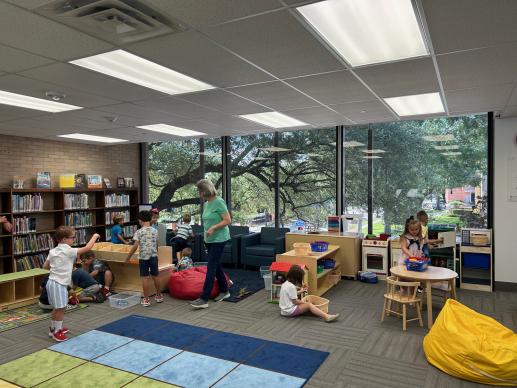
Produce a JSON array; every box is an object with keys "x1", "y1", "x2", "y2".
[
  {"x1": 97, "y1": 315, "x2": 171, "y2": 339},
  {"x1": 142, "y1": 321, "x2": 216, "y2": 350},
  {"x1": 224, "y1": 269, "x2": 265, "y2": 303}
]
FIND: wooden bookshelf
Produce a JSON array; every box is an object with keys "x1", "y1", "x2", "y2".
[{"x1": 0, "y1": 188, "x2": 139, "y2": 276}]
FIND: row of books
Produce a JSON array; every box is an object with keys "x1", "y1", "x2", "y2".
[
  {"x1": 12, "y1": 216, "x2": 36, "y2": 234},
  {"x1": 105, "y1": 194, "x2": 130, "y2": 208},
  {"x1": 106, "y1": 210, "x2": 130, "y2": 224},
  {"x1": 12, "y1": 194, "x2": 43, "y2": 212},
  {"x1": 16, "y1": 253, "x2": 47, "y2": 271},
  {"x1": 65, "y1": 212, "x2": 93, "y2": 227},
  {"x1": 106, "y1": 225, "x2": 138, "y2": 240},
  {"x1": 64, "y1": 193, "x2": 89, "y2": 210},
  {"x1": 74, "y1": 229, "x2": 91, "y2": 246},
  {"x1": 14, "y1": 233, "x2": 54, "y2": 255}
]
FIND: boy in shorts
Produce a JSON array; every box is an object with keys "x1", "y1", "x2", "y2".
[
  {"x1": 126, "y1": 210, "x2": 163, "y2": 306},
  {"x1": 43, "y1": 226, "x2": 99, "y2": 341}
]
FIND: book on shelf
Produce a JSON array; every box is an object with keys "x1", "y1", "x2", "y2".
[
  {"x1": 117, "y1": 177, "x2": 125, "y2": 188},
  {"x1": 103, "y1": 177, "x2": 112, "y2": 188},
  {"x1": 87, "y1": 175, "x2": 103, "y2": 189},
  {"x1": 16, "y1": 253, "x2": 47, "y2": 271},
  {"x1": 64, "y1": 193, "x2": 89, "y2": 210},
  {"x1": 59, "y1": 174, "x2": 76, "y2": 188},
  {"x1": 65, "y1": 211, "x2": 93, "y2": 227},
  {"x1": 106, "y1": 224, "x2": 137, "y2": 240},
  {"x1": 75, "y1": 174, "x2": 87, "y2": 189},
  {"x1": 14, "y1": 233, "x2": 54, "y2": 255},
  {"x1": 106, "y1": 210, "x2": 130, "y2": 224},
  {"x1": 12, "y1": 194, "x2": 43, "y2": 212},
  {"x1": 36, "y1": 172, "x2": 51, "y2": 189},
  {"x1": 13, "y1": 216, "x2": 37, "y2": 234},
  {"x1": 105, "y1": 193, "x2": 130, "y2": 207}
]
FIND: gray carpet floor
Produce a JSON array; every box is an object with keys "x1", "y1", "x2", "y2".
[{"x1": 1, "y1": 279, "x2": 516, "y2": 388}]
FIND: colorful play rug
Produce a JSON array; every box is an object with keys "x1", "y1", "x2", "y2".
[
  {"x1": 0, "y1": 304, "x2": 88, "y2": 333},
  {"x1": 0, "y1": 314, "x2": 328, "y2": 388},
  {"x1": 223, "y1": 269, "x2": 265, "y2": 303}
]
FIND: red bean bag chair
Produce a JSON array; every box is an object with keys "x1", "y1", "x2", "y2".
[{"x1": 168, "y1": 266, "x2": 231, "y2": 300}]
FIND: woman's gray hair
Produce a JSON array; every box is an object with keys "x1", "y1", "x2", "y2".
[{"x1": 196, "y1": 179, "x2": 217, "y2": 198}]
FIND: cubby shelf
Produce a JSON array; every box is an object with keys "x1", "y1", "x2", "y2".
[{"x1": 0, "y1": 187, "x2": 139, "y2": 307}]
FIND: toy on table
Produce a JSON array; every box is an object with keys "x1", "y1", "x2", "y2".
[{"x1": 405, "y1": 256, "x2": 430, "y2": 272}]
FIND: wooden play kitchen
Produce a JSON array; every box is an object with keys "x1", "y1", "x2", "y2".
[
  {"x1": 276, "y1": 243, "x2": 340, "y2": 296},
  {"x1": 0, "y1": 268, "x2": 48, "y2": 311},
  {"x1": 91, "y1": 242, "x2": 173, "y2": 293}
]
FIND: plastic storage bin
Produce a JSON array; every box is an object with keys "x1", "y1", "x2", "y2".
[
  {"x1": 109, "y1": 292, "x2": 141, "y2": 309},
  {"x1": 310, "y1": 241, "x2": 329, "y2": 252},
  {"x1": 405, "y1": 258, "x2": 430, "y2": 272},
  {"x1": 260, "y1": 266, "x2": 270, "y2": 277},
  {"x1": 263, "y1": 274, "x2": 272, "y2": 291}
]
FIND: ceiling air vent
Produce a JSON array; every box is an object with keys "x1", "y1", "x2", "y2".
[{"x1": 35, "y1": 0, "x2": 186, "y2": 44}]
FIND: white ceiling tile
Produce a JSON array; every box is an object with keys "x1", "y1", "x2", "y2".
[
  {"x1": 446, "y1": 83, "x2": 514, "y2": 114},
  {"x1": 0, "y1": 2, "x2": 113, "y2": 61},
  {"x1": 202, "y1": 10, "x2": 345, "y2": 78},
  {"x1": 422, "y1": 0, "x2": 517, "y2": 54},
  {"x1": 146, "y1": 0, "x2": 282, "y2": 26},
  {"x1": 0, "y1": 74, "x2": 120, "y2": 108},
  {"x1": 20, "y1": 63, "x2": 169, "y2": 102},
  {"x1": 94, "y1": 103, "x2": 191, "y2": 123},
  {"x1": 0, "y1": 104, "x2": 47, "y2": 122},
  {"x1": 0, "y1": 44, "x2": 54, "y2": 73},
  {"x1": 131, "y1": 98, "x2": 218, "y2": 120},
  {"x1": 330, "y1": 100, "x2": 397, "y2": 123},
  {"x1": 280, "y1": 106, "x2": 352, "y2": 125},
  {"x1": 178, "y1": 90, "x2": 267, "y2": 114},
  {"x1": 504, "y1": 84, "x2": 517, "y2": 106},
  {"x1": 127, "y1": 31, "x2": 274, "y2": 88},
  {"x1": 286, "y1": 70, "x2": 375, "y2": 104},
  {"x1": 3, "y1": 0, "x2": 55, "y2": 10},
  {"x1": 354, "y1": 58, "x2": 440, "y2": 98},
  {"x1": 501, "y1": 105, "x2": 517, "y2": 118},
  {"x1": 230, "y1": 81, "x2": 319, "y2": 111},
  {"x1": 437, "y1": 44, "x2": 517, "y2": 90}
]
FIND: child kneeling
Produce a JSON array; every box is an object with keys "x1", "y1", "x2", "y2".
[{"x1": 279, "y1": 265, "x2": 339, "y2": 322}]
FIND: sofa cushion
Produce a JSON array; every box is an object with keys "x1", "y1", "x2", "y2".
[
  {"x1": 223, "y1": 243, "x2": 232, "y2": 253},
  {"x1": 229, "y1": 225, "x2": 249, "y2": 237},
  {"x1": 260, "y1": 227, "x2": 289, "y2": 245},
  {"x1": 245, "y1": 244, "x2": 276, "y2": 257}
]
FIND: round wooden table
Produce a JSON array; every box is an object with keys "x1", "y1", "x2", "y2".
[{"x1": 390, "y1": 265, "x2": 458, "y2": 328}]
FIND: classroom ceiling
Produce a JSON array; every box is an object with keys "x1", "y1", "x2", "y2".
[{"x1": 0, "y1": 0, "x2": 516, "y2": 144}]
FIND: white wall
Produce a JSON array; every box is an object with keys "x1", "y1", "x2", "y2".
[{"x1": 494, "y1": 116, "x2": 517, "y2": 284}]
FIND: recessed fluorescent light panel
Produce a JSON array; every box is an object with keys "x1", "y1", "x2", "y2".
[
  {"x1": 259, "y1": 147, "x2": 291, "y2": 152},
  {"x1": 433, "y1": 145, "x2": 459, "y2": 150},
  {"x1": 297, "y1": 0, "x2": 428, "y2": 67},
  {"x1": 442, "y1": 152, "x2": 462, "y2": 156},
  {"x1": 137, "y1": 124, "x2": 205, "y2": 137},
  {"x1": 423, "y1": 134, "x2": 455, "y2": 142},
  {"x1": 384, "y1": 92, "x2": 444, "y2": 116},
  {"x1": 239, "y1": 112, "x2": 308, "y2": 128},
  {"x1": 363, "y1": 156, "x2": 382, "y2": 159},
  {"x1": 70, "y1": 50, "x2": 215, "y2": 95},
  {"x1": 58, "y1": 133, "x2": 127, "y2": 143},
  {"x1": 362, "y1": 149, "x2": 386, "y2": 154},
  {"x1": 0, "y1": 90, "x2": 82, "y2": 112},
  {"x1": 343, "y1": 141, "x2": 365, "y2": 148}
]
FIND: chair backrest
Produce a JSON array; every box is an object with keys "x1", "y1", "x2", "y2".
[
  {"x1": 229, "y1": 225, "x2": 249, "y2": 237},
  {"x1": 386, "y1": 276, "x2": 420, "y2": 301},
  {"x1": 260, "y1": 227, "x2": 289, "y2": 245}
]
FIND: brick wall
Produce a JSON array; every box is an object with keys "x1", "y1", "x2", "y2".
[{"x1": 0, "y1": 134, "x2": 140, "y2": 189}]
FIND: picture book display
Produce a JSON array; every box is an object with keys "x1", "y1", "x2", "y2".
[
  {"x1": 87, "y1": 175, "x2": 102, "y2": 189},
  {"x1": 36, "y1": 172, "x2": 51, "y2": 189}
]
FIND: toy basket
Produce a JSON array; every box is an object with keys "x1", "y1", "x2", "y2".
[
  {"x1": 302, "y1": 295, "x2": 329, "y2": 313},
  {"x1": 405, "y1": 258, "x2": 430, "y2": 272},
  {"x1": 322, "y1": 258, "x2": 335, "y2": 269},
  {"x1": 310, "y1": 241, "x2": 329, "y2": 252},
  {"x1": 293, "y1": 242, "x2": 310, "y2": 256},
  {"x1": 329, "y1": 270, "x2": 341, "y2": 285}
]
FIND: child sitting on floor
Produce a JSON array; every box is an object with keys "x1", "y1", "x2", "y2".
[
  {"x1": 177, "y1": 247, "x2": 194, "y2": 271},
  {"x1": 279, "y1": 265, "x2": 339, "y2": 322}
]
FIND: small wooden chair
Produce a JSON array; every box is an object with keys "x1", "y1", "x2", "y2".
[{"x1": 381, "y1": 276, "x2": 423, "y2": 331}]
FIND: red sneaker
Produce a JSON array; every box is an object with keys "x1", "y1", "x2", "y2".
[
  {"x1": 51, "y1": 329, "x2": 68, "y2": 342},
  {"x1": 49, "y1": 326, "x2": 69, "y2": 338}
]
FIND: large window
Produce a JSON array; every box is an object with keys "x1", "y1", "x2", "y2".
[
  {"x1": 343, "y1": 126, "x2": 369, "y2": 233},
  {"x1": 371, "y1": 115, "x2": 488, "y2": 234},
  {"x1": 148, "y1": 138, "x2": 222, "y2": 224},
  {"x1": 230, "y1": 133, "x2": 275, "y2": 231},
  {"x1": 278, "y1": 128, "x2": 336, "y2": 230}
]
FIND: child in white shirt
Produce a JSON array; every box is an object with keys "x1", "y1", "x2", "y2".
[
  {"x1": 43, "y1": 226, "x2": 99, "y2": 342},
  {"x1": 279, "y1": 265, "x2": 339, "y2": 322}
]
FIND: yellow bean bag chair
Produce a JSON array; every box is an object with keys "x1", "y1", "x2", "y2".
[{"x1": 423, "y1": 299, "x2": 517, "y2": 386}]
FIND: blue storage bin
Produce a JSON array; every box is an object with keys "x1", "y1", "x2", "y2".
[{"x1": 463, "y1": 253, "x2": 490, "y2": 269}]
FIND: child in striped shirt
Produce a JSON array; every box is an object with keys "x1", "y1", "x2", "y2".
[{"x1": 171, "y1": 213, "x2": 194, "y2": 260}]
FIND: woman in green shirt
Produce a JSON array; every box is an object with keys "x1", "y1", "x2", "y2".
[{"x1": 190, "y1": 179, "x2": 231, "y2": 308}]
